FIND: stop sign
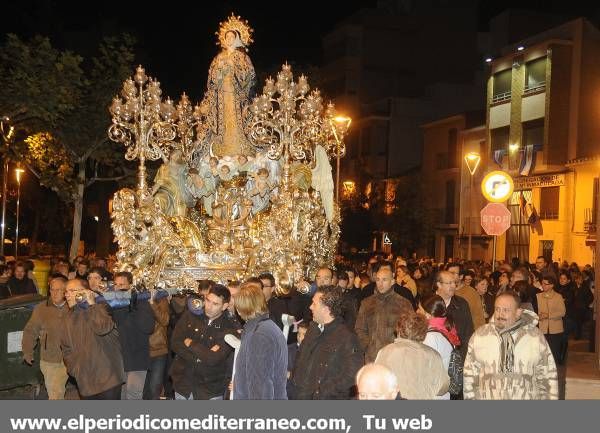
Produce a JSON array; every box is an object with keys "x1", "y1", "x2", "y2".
[{"x1": 480, "y1": 203, "x2": 511, "y2": 236}]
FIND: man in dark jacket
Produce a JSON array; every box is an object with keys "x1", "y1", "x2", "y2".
[
  {"x1": 61, "y1": 279, "x2": 125, "y2": 399},
  {"x1": 356, "y1": 266, "x2": 414, "y2": 362},
  {"x1": 510, "y1": 267, "x2": 540, "y2": 312},
  {"x1": 358, "y1": 261, "x2": 416, "y2": 309},
  {"x1": 170, "y1": 285, "x2": 240, "y2": 399},
  {"x1": 6, "y1": 262, "x2": 37, "y2": 296},
  {"x1": 337, "y1": 270, "x2": 359, "y2": 331},
  {"x1": 261, "y1": 272, "x2": 289, "y2": 331},
  {"x1": 435, "y1": 270, "x2": 474, "y2": 359},
  {"x1": 291, "y1": 285, "x2": 363, "y2": 399},
  {"x1": 261, "y1": 272, "x2": 309, "y2": 344},
  {"x1": 112, "y1": 271, "x2": 155, "y2": 400}
]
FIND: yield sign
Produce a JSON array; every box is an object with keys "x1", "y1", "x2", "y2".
[{"x1": 480, "y1": 203, "x2": 511, "y2": 236}]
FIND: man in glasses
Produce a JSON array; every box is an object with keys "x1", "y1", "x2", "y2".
[{"x1": 435, "y1": 270, "x2": 474, "y2": 359}]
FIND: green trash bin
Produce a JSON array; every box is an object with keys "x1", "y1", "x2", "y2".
[{"x1": 0, "y1": 294, "x2": 44, "y2": 392}]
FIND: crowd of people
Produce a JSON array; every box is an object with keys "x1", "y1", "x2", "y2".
[{"x1": 4, "y1": 252, "x2": 596, "y2": 400}]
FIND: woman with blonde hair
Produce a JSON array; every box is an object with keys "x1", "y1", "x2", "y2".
[{"x1": 233, "y1": 282, "x2": 288, "y2": 399}]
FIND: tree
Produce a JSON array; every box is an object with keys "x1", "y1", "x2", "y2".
[
  {"x1": 1, "y1": 34, "x2": 136, "y2": 260},
  {"x1": 0, "y1": 34, "x2": 84, "y2": 132}
]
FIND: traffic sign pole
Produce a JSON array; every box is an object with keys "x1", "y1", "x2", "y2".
[{"x1": 492, "y1": 235, "x2": 497, "y2": 272}]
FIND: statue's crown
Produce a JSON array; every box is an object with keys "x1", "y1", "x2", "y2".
[{"x1": 216, "y1": 14, "x2": 254, "y2": 48}]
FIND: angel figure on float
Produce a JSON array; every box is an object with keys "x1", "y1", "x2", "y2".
[
  {"x1": 199, "y1": 14, "x2": 256, "y2": 157},
  {"x1": 311, "y1": 144, "x2": 335, "y2": 223},
  {"x1": 151, "y1": 149, "x2": 193, "y2": 217},
  {"x1": 186, "y1": 167, "x2": 216, "y2": 216},
  {"x1": 235, "y1": 153, "x2": 254, "y2": 174},
  {"x1": 247, "y1": 167, "x2": 274, "y2": 213},
  {"x1": 208, "y1": 156, "x2": 220, "y2": 177},
  {"x1": 216, "y1": 160, "x2": 236, "y2": 183},
  {"x1": 254, "y1": 151, "x2": 282, "y2": 187}
]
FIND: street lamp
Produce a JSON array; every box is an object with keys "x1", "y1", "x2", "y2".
[
  {"x1": 330, "y1": 115, "x2": 352, "y2": 202},
  {"x1": 14, "y1": 165, "x2": 24, "y2": 259},
  {"x1": 342, "y1": 180, "x2": 356, "y2": 201},
  {"x1": 0, "y1": 116, "x2": 15, "y2": 255},
  {"x1": 464, "y1": 152, "x2": 481, "y2": 261}
]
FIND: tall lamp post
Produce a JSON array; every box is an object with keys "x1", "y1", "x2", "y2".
[
  {"x1": 0, "y1": 117, "x2": 15, "y2": 255},
  {"x1": 464, "y1": 152, "x2": 481, "y2": 261},
  {"x1": 330, "y1": 116, "x2": 352, "y2": 202},
  {"x1": 14, "y1": 165, "x2": 24, "y2": 259}
]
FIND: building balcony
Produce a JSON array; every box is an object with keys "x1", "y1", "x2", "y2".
[
  {"x1": 524, "y1": 81, "x2": 546, "y2": 95},
  {"x1": 584, "y1": 208, "x2": 596, "y2": 233},
  {"x1": 491, "y1": 91, "x2": 512, "y2": 105}
]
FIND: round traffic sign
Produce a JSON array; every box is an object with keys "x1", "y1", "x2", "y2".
[
  {"x1": 481, "y1": 170, "x2": 514, "y2": 203},
  {"x1": 480, "y1": 203, "x2": 511, "y2": 236}
]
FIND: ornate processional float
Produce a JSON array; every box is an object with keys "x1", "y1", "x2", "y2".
[{"x1": 108, "y1": 15, "x2": 351, "y2": 290}]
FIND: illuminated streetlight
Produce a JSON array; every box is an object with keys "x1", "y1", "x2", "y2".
[
  {"x1": 15, "y1": 166, "x2": 24, "y2": 259},
  {"x1": 464, "y1": 152, "x2": 481, "y2": 175},
  {"x1": 342, "y1": 180, "x2": 356, "y2": 201},
  {"x1": 0, "y1": 116, "x2": 15, "y2": 255},
  {"x1": 330, "y1": 115, "x2": 352, "y2": 202},
  {"x1": 464, "y1": 152, "x2": 481, "y2": 261}
]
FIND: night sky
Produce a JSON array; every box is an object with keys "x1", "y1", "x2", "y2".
[
  {"x1": 3, "y1": 0, "x2": 597, "y2": 102},
  {"x1": 2, "y1": 0, "x2": 375, "y2": 100}
]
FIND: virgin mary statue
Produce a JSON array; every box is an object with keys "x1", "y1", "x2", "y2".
[{"x1": 199, "y1": 15, "x2": 256, "y2": 158}]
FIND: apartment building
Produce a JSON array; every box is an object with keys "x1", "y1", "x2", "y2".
[{"x1": 487, "y1": 18, "x2": 600, "y2": 265}]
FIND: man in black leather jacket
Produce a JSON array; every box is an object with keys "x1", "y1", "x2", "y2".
[
  {"x1": 170, "y1": 284, "x2": 240, "y2": 400},
  {"x1": 290, "y1": 285, "x2": 363, "y2": 399}
]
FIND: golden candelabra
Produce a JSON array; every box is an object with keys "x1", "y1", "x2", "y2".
[
  {"x1": 247, "y1": 64, "x2": 347, "y2": 187},
  {"x1": 174, "y1": 93, "x2": 209, "y2": 165},
  {"x1": 108, "y1": 66, "x2": 177, "y2": 197}
]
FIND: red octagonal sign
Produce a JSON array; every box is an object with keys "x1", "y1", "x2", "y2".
[{"x1": 481, "y1": 203, "x2": 511, "y2": 236}]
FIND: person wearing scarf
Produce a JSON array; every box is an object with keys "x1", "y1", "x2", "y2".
[
  {"x1": 463, "y1": 291, "x2": 558, "y2": 400},
  {"x1": 422, "y1": 295, "x2": 460, "y2": 399}
]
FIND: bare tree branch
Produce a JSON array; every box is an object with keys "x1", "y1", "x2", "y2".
[
  {"x1": 86, "y1": 172, "x2": 132, "y2": 188},
  {"x1": 23, "y1": 160, "x2": 41, "y2": 180},
  {"x1": 81, "y1": 136, "x2": 109, "y2": 161}
]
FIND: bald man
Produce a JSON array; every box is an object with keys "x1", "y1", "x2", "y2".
[
  {"x1": 61, "y1": 279, "x2": 125, "y2": 399},
  {"x1": 356, "y1": 363, "x2": 399, "y2": 400},
  {"x1": 355, "y1": 266, "x2": 413, "y2": 362}
]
